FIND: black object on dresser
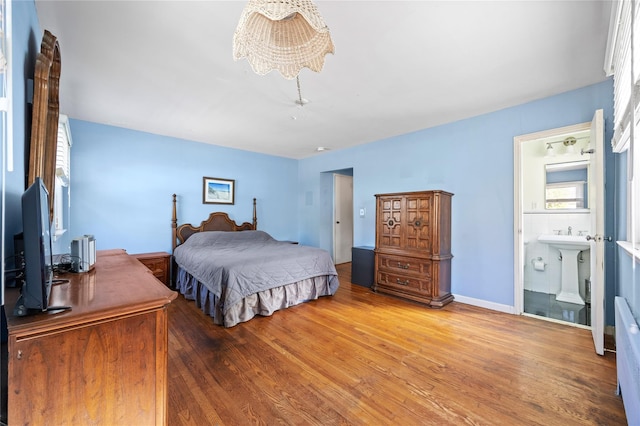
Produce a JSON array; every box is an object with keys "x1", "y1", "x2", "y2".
[{"x1": 351, "y1": 246, "x2": 375, "y2": 288}]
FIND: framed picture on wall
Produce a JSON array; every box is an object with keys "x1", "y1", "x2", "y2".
[{"x1": 203, "y1": 177, "x2": 235, "y2": 205}]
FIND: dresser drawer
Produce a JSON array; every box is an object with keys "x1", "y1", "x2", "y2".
[
  {"x1": 376, "y1": 270, "x2": 432, "y2": 296},
  {"x1": 377, "y1": 253, "x2": 431, "y2": 277},
  {"x1": 143, "y1": 258, "x2": 166, "y2": 278},
  {"x1": 131, "y1": 252, "x2": 171, "y2": 287}
]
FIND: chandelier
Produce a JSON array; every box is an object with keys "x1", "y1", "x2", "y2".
[{"x1": 233, "y1": 0, "x2": 334, "y2": 80}]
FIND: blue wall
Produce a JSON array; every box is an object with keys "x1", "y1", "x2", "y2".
[
  {"x1": 298, "y1": 80, "x2": 615, "y2": 316},
  {"x1": 68, "y1": 120, "x2": 298, "y2": 255}
]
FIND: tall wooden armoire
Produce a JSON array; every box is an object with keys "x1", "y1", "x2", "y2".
[{"x1": 374, "y1": 190, "x2": 454, "y2": 307}]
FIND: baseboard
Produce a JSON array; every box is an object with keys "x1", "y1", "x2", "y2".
[{"x1": 452, "y1": 294, "x2": 515, "y2": 314}]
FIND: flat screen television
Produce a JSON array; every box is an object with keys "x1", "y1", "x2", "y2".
[{"x1": 13, "y1": 177, "x2": 54, "y2": 316}]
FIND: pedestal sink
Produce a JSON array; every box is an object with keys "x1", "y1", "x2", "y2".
[{"x1": 537, "y1": 234, "x2": 590, "y2": 305}]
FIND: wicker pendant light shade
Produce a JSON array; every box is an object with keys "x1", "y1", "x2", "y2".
[{"x1": 233, "y1": 0, "x2": 334, "y2": 80}]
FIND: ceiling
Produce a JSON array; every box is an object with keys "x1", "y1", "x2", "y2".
[{"x1": 34, "y1": 1, "x2": 612, "y2": 160}]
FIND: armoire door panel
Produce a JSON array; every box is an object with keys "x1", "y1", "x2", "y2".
[{"x1": 378, "y1": 197, "x2": 404, "y2": 250}]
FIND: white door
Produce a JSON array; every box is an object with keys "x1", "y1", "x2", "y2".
[
  {"x1": 513, "y1": 109, "x2": 606, "y2": 355},
  {"x1": 333, "y1": 174, "x2": 353, "y2": 264},
  {"x1": 588, "y1": 109, "x2": 605, "y2": 355}
]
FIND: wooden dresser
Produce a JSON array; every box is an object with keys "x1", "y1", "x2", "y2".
[
  {"x1": 374, "y1": 190, "x2": 454, "y2": 307},
  {"x1": 5, "y1": 249, "x2": 177, "y2": 425},
  {"x1": 132, "y1": 251, "x2": 172, "y2": 287}
]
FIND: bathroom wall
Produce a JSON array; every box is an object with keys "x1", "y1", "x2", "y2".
[
  {"x1": 522, "y1": 133, "x2": 591, "y2": 212},
  {"x1": 521, "y1": 128, "x2": 593, "y2": 299},
  {"x1": 523, "y1": 212, "x2": 591, "y2": 298}
]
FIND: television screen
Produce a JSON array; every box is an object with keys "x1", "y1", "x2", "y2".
[{"x1": 13, "y1": 177, "x2": 54, "y2": 316}]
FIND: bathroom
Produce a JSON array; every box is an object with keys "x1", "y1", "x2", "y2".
[{"x1": 521, "y1": 128, "x2": 592, "y2": 326}]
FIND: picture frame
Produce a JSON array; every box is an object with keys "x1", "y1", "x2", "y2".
[{"x1": 203, "y1": 177, "x2": 235, "y2": 205}]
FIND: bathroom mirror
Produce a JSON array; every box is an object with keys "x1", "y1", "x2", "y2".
[{"x1": 544, "y1": 160, "x2": 589, "y2": 210}]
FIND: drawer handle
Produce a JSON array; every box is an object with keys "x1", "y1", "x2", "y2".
[
  {"x1": 396, "y1": 262, "x2": 410, "y2": 269},
  {"x1": 396, "y1": 279, "x2": 409, "y2": 286}
]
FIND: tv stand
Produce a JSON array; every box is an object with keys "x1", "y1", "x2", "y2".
[
  {"x1": 11, "y1": 294, "x2": 71, "y2": 317},
  {"x1": 12, "y1": 294, "x2": 27, "y2": 317},
  {"x1": 4, "y1": 249, "x2": 177, "y2": 425}
]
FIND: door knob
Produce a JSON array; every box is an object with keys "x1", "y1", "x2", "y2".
[{"x1": 586, "y1": 235, "x2": 613, "y2": 242}]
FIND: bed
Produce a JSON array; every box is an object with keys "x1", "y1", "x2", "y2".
[{"x1": 171, "y1": 195, "x2": 340, "y2": 327}]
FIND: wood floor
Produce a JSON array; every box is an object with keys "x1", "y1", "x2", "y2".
[{"x1": 167, "y1": 263, "x2": 626, "y2": 425}]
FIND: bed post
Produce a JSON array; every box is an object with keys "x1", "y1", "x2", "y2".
[
  {"x1": 172, "y1": 194, "x2": 177, "y2": 253},
  {"x1": 253, "y1": 198, "x2": 257, "y2": 230}
]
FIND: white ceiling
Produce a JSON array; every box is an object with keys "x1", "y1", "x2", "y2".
[{"x1": 35, "y1": 1, "x2": 612, "y2": 160}]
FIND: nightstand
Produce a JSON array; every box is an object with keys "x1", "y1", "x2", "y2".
[
  {"x1": 131, "y1": 252, "x2": 171, "y2": 287},
  {"x1": 351, "y1": 246, "x2": 375, "y2": 288}
]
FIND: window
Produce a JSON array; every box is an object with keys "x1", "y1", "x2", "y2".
[
  {"x1": 0, "y1": 0, "x2": 11, "y2": 305},
  {"x1": 544, "y1": 160, "x2": 589, "y2": 210},
  {"x1": 53, "y1": 114, "x2": 71, "y2": 241},
  {"x1": 606, "y1": 0, "x2": 640, "y2": 255},
  {"x1": 608, "y1": 0, "x2": 633, "y2": 153},
  {"x1": 545, "y1": 181, "x2": 586, "y2": 209},
  {"x1": 633, "y1": 140, "x2": 640, "y2": 245}
]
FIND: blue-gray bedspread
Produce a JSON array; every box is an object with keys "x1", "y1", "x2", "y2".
[{"x1": 173, "y1": 230, "x2": 339, "y2": 314}]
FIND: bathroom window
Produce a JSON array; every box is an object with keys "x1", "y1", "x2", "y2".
[
  {"x1": 545, "y1": 181, "x2": 585, "y2": 210},
  {"x1": 545, "y1": 161, "x2": 588, "y2": 210}
]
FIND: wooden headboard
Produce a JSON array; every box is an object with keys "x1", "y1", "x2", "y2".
[{"x1": 171, "y1": 194, "x2": 257, "y2": 253}]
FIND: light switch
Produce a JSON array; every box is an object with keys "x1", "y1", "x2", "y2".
[{"x1": 359, "y1": 208, "x2": 366, "y2": 217}]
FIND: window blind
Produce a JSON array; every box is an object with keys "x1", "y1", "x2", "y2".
[
  {"x1": 609, "y1": 0, "x2": 633, "y2": 152},
  {"x1": 55, "y1": 115, "x2": 71, "y2": 184}
]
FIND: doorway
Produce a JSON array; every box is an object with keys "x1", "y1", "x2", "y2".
[
  {"x1": 513, "y1": 110, "x2": 605, "y2": 355},
  {"x1": 333, "y1": 173, "x2": 353, "y2": 264}
]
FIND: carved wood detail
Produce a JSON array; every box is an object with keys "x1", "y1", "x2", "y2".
[
  {"x1": 374, "y1": 190, "x2": 454, "y2": 308},
  {"x1": 28, "y1": 30, "x2": 61, "y2": 221},
  {"x1": 171, "y1": 195, "x2": 257, "y2": 253}
]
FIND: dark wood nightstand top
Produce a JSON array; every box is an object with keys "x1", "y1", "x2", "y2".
[{"x1": 131, "y1": 251, "x2": 171, "y2": 260}]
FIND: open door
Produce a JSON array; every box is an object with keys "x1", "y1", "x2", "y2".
[
  {"x1": 588, "y1": 109, "x2": 605, "y2": 355},
  {"x1": 333, "y1": 174, "x2": 353, "y2": 264}
]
